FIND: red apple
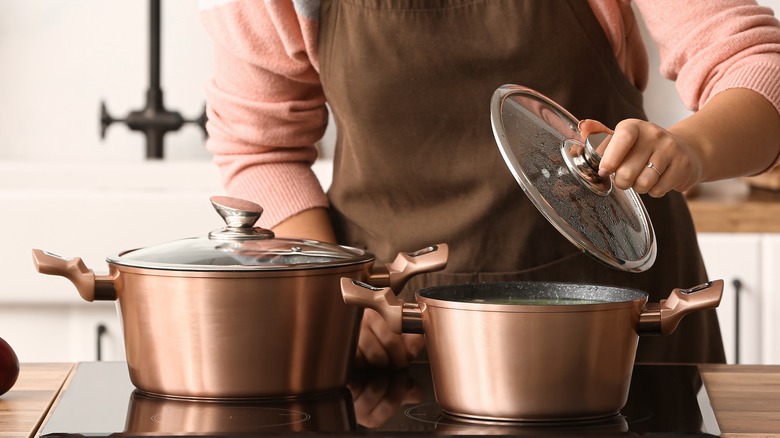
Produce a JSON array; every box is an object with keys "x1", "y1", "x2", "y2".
[{"x1": 0, "y1": 337, "x2": 20, "y2": 396}]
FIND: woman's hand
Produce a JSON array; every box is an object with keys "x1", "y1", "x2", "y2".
[
  {"x1": 354, "y1": 309, "x2": 425, "y2": 369},
  {"x1": 579, "y1": 89, "x2": 780, "y2": 197},
  {"x1": 579, "y1": 119, "x2": 704, "y2": 198}
]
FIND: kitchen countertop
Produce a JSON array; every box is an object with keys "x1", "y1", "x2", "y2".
[
  {"x1": 699, "y1": 363, "x2": 780, "y2": 436},
  {"x1": 0, "y1": 363, "x2": 73, "y2": 438},
  {"x1": 1, "y1": 362, "x2": 779, "y2": 437},
  {"x1": 685, "y1": 179, "x2": 780, "y2": 233}
]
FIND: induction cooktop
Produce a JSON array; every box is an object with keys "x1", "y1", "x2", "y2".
[{"x1": 40, "y1": 361, "x2": 719, "y2": 437}]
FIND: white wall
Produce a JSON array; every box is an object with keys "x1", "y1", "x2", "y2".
[
  {"x1": 0, "y1": 0, "x2": 778, "y2": 160},
  {"x1": 639, "y1": 0, "x2": 780, "y2": 127},
  {"x1": 0, "y1": 1, "x2": 214, "y2": 162}
]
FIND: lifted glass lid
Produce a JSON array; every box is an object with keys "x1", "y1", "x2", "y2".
[
  {"x1": 108, "y1": 196, "x2": 374, "y2": 271},
  {"x1": 490, "y1": 84, "x2": 656, "y2": 272}
]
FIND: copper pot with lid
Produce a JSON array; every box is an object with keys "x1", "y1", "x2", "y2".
[{"x1": 32, "y1": 196, "x2": 448, "y2": 399}]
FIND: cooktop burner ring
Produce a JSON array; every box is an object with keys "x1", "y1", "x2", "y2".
[
  {"x1": 404, "y1": 402, "x2": 654, "y2": 432},
  {"x1": 132, "y1": 386, "x2": 347, "y2": 403},
  {"x1": 148, "y1": 406, "x2": 312, "y2": 429}
]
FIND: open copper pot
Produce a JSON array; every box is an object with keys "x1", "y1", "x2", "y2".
[
  {"x1": 341, "y1": 278, "x2": 722, "y2": 421},
  {"x1": 32, "y1": 196, "x2": 448, "y2": 399}
]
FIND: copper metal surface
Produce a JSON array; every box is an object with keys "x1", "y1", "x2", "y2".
[
  {"x1": 116, "y1": 265, "x2": 366, "y2": 398},
  {"x1": 638, "y1": 280, "x2": 724, "y2": 336},
  {"x1": 31, "y1": 244, "x2": 448, "y2": 399},
  {"x1": 421, "y1": 298, "x2": 641, "y2": 421},
  {"x1": 342, "y1": 279, "x2": 723, "y2": 421}
]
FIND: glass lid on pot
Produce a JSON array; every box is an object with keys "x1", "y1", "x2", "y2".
[
  {"x1": 107, "y1": 196, "x2": 374, "y2": 271},
  {"x1": 489, "y1": 84, "x2": 656, "y2": 272}
]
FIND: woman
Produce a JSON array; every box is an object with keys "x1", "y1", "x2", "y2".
[{"x1": 200, "y1": 1, "x2": 780, "y2": 367}]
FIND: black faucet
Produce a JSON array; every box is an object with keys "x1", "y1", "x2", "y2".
[{"x1": 101, "y1": 0, "x2": 207, "y2": 159}]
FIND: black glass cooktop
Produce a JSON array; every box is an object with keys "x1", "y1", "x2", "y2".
[{"x1": 40, "y1": 361, "x2": 719, "y2": 437}]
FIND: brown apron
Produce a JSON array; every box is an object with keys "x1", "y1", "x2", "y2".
[{"x1": 318, "y1": 0, "x2": 725, "y2": 363}]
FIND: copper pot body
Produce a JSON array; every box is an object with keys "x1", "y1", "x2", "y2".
[
  {"x1": 419, "y1": 292, "x2": 642, "y2": 421},
  {"x1": 342, "y1": 279, "x2": 723, "y2": 421},
  {"x1": 115, "y1": 264, "x2": 369, "y2": 399}
]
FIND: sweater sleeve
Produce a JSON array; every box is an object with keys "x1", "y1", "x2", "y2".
[
  {"x1": 634, "y1": 0, "x2": 780, "y2": 115},
  {"x1": 200, "y1": 0, "x2": 328, "y2": 228},
  {"x1": 633, "y1": 0, "x2": 780, "y2": 171}
]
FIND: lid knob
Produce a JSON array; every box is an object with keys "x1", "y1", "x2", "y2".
[
  {"x1": 208, "y1": 196, "x2": 275, "y2": 240},
  {"x1": 561, "y1": 132, "x2": 612, "y2": 196}
]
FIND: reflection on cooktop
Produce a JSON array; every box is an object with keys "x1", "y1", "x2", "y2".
[{"x1": 40, "y1": 361, "x2": 720, "y2": 437}]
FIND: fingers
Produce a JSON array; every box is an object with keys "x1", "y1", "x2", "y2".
[
  {"x1": 355, "y1": 309, "x2": 425, "y2": 369},
  {"x1": 355, "y1": 310, "x2": 394, "y2": 368},
  {"x1": 597, "y1": 119, "x2": 643, "y2": 180},
  {"x1": 580, "y1": 119, "x2": 702, "y2": 198},
  {"x1": 636, "y1": 160, "x2": 666, "y2": 195},
  {"x1": 578, "y1": 119, "x2": 613, "y2": 137},
  {"x1": 401, "y1": 333, "x2": 425, "y2": 362}
]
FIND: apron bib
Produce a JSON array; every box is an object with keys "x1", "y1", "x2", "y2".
[{"x1": 318, "y1": 0, "x2": 725, "y2": 363}]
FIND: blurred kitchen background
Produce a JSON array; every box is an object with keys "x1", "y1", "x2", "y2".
[
  {"x1": 1, "y1": 1, "x2": 210, "y2": 162},
  {"x1": 0, "y1": 1, "x2": 778, "y2": 364}
]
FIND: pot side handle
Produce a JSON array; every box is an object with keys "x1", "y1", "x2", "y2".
[
  {"x1": 370, "y1": 244, "x2": 448, "y2": 292},
  {"x1": 341, "y1": 278, "x2": 407, "y2": 335},
  {"x1": 638, "y1": 279, "x2": 723, "y2": 336},
  {"x1": 31, "y1": 249, "x2": 117, "y2": 302}
]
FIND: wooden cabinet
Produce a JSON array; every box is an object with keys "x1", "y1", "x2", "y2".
[
  {"x1": 686, "y1": 181, "x2": 780, "y2": 365},
  {"x1": 697, "y1": 233, "x2": 779, "y2": 365},
  {"x1": 761, "y1": 235, "x2": 780, "y2": 364}
]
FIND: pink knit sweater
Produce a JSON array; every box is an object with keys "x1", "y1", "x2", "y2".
[{"x1": 200, "y1": 0, "x2": 780, "y2": 228}]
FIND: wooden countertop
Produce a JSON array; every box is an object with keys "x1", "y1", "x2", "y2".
[
  {"x1": 2, "y1": 363, "x2": 779, "y2": 437},
  {"x1": 686, "y1": 179, "x2": 780, "y2": 233},
  {"x1": 0, "y1": 363, "x2": 73, "y2": 438},
  {"x1": 700, "y1": 364, "x2": 780, "y2": 436}
]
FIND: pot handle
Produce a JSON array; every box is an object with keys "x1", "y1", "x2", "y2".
[
  {"x1": 340, "y1": 278, "x2": 424, "y2": 334},
  {"x1": 370, "y1": 244, "x2": 449, "y2": 292},
  {"x1": 31, "y1": 249, "x2": 117, "y2": 302},
  {"x1": 638, "y1": 279, "x2": 723, "y2": 336}
]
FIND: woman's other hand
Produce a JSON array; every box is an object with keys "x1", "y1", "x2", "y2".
[
  {"x1": 273, "y1": 207, "x2": 426, "y2": 369},
  {"x1": 354, "y1": 309, "x2": 425, "y2": 369},
  {"x1": 272, "y1": 207, "x2": 337, "y2": 242}
]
